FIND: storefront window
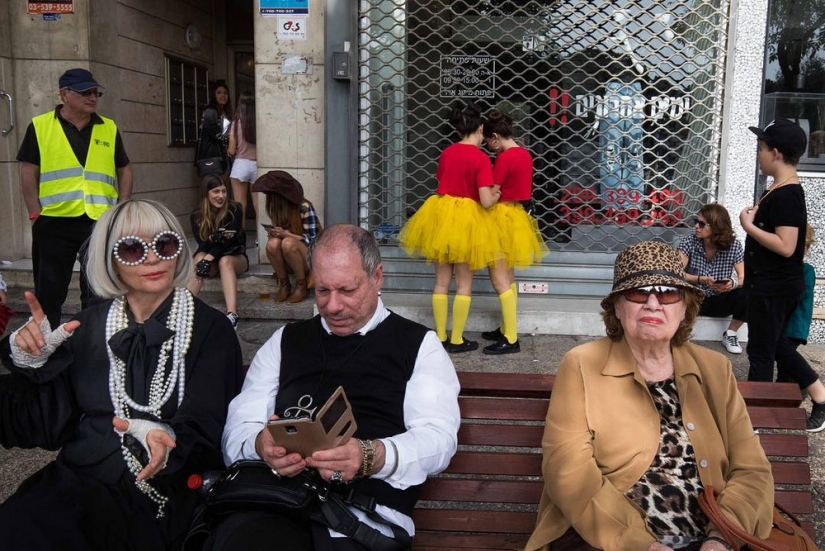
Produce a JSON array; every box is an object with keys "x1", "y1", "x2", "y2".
[
  {"x1": 762, "y1": 0, "x2": 825, "y2": 172},
  {"x1": 359, "y1": 0, "x2": 731, "y2": 253}
]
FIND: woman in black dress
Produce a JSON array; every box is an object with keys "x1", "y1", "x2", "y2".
[
  {"x1": 0, "y1": 199, "x2": 244, "y2": 550},
  {"x1": 195, "y1": 80, "x2": 233, "y2": 177},
  {"x1": 187, "y1": 175, "x2": 249, "y2": 329}
]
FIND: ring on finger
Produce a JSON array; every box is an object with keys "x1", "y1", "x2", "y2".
[
  {"x1": 271, "y1": 467, "x2": 280, "y2": 477},
  {"x1": 331, "y1": 470, "x2": 344, "y2": 484}
]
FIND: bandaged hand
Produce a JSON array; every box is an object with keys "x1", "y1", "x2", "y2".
[
  {"x1": 113, "y1": 417, "x2": 177, "y2": 481},
  {"x1": 10, "y1": 292, "x2": 79, "y2": 368}
]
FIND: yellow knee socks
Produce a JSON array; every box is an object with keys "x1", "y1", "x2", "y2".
[
  {"x1": 500, "y1": 289, "x2": 518, "y2": 344},
  {"x1": 450, "y1": 295, "x2": 472, "y2": 345},
  {"x1": 432, "y1": 293, "x2": 448, "y2": 342}
]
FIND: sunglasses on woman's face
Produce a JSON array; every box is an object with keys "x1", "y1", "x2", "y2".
[
  {"x1": 691, "y1": 218, "x2": 708, "y2": 229},
  {"x1": 112, "y1": 231, "x2": 183, "y2": 266},
  {"x1": 623, "y1": 285, "x2": 684, "y2": 305}
]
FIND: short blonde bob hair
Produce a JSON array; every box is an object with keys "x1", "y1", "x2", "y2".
[{"x1": 86, "y1": 200, "x2": 192, "y2": 298}]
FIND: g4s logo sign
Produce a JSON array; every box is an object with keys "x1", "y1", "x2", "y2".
[{"x1": 283, "y1": 20, "x2": 301, "y2": 32}]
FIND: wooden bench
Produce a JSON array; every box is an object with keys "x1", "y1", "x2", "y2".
[{"x1": 412, "y1": 372, "x2": 815, "y2": 550}]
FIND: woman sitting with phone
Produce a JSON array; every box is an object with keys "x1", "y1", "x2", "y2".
[
  {"x1": 678, "y1": 204, "x2": 747, "y2": 354},
  {"x1": 187, "y1": 175, "x2": 248, "y2": 329},
  {"x1": 252, "y1": 170, "x2": 321, "y2": 304}
]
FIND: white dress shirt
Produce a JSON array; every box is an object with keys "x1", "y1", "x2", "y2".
[{"x1": 222, "y1": 299, "x2": 461, "y2": 537}]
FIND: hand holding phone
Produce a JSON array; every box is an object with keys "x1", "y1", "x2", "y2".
[
  {"x1": 261, "y1": 223, "x2": 274, "y2": 230},
  {"x1": 266, "y1": 387, "x2": 357, "y2": 457}
]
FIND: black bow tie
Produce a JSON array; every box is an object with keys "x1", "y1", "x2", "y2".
[{"x1": 108, "y1": 317, "x2": 175, "y2": 363}]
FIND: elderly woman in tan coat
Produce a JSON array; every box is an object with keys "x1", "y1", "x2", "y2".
[{"x1": 526, "y1": 241, "x2": 774, "y2": 551}]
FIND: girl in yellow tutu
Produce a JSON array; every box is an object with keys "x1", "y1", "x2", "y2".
[
  {"x1": 399, "y1": 103, "x2": 502, "y2": 353},
  {"x1": 480, "y1": 110, "x2": 549, "y2": 355}
]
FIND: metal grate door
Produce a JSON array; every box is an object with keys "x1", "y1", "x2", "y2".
[{"x1": 358, "y1": 0, "x2": 730, "y2": 253}]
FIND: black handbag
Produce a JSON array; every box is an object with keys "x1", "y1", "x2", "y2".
[
  {"x1": 196, "y1": 156, "x2": 225, "y2": 177},
  {"x1": 183, "y1": 460, "x2": 411, "y2": 551}
]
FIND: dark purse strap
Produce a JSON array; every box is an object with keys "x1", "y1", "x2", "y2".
[{"x1": 313, "y1": 488, "x2": 412, "y2": 551}]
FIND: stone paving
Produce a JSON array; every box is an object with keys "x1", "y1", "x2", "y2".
[{"x1": 1, "y1": 310, "x2": 823, "y2": 544}]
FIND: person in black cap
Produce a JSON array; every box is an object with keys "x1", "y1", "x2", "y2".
[
  {"x1": 741, "y1": 118, "x2": 825, "y2": 431},
  {"x1": 17, "y1": 67, "x2": 132, "y2": 328}
]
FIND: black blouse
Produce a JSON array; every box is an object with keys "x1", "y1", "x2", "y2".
[
  {"x1": 190, "y1": 202, "x2": 247, "y2": 259},
  {"x1": 0, "y1": 294, "x2": 244, "y2": 484}
]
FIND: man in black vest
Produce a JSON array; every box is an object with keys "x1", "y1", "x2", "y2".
[{"x1": 216, "y1": 224, "x2": 461, "y2": 550}]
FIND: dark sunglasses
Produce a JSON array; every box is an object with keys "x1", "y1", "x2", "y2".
[
  {"x1": 623, "y1": 285, "x2": 685, "y2": 305},
  {"x1": 69, "y1": 89, "x2": 103, "y2": 98},
  {"x1": 112, "y1": 231, "x2": 183, "y2": 266},
  {"x1": 690, "y1": 218, "x2": 708, "y2": 229}
]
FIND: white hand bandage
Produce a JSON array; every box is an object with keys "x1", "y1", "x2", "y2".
[
  {"x1": 115, "y1": 418, "x2": 177, "y2": 472},
  {"x1": 9, "y1": 317, "x2": 74, "y2": 368}
]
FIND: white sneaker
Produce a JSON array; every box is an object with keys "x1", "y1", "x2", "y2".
[{"x1": 722, "y1": 331, "x2": 742, "y2": 354}]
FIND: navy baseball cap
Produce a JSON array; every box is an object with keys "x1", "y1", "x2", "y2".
[
  {"x1": 59, "y1": 68, "x2": 105, "y2": 93},
  {"x1": 748, "y1": 118, "x2": 808, "y2": 158}
]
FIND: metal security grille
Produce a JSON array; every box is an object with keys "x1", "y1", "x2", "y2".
[{"x1": 358, "y1": 0, "x2": 730, "y2": 253}]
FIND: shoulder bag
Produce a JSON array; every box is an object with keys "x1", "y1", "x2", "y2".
[
  {"x1": 183, "y1": 460, "x2": 411, "y2": 551},
  {"x1": 699, "y1": 486, "x2": 817, "y2": 550}
]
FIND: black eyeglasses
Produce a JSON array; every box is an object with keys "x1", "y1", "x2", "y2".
[
  {"x1": 68, "y1": 89, "x2": 103, "y2": 98},
  {"x1": 623, "y1": 285, "x2": 685, "y2": 305},
  {"x1": 112, "y1": 231, "x2": 183, "y2": 266},
  {"x1": 691, "y1": 218, "x2": 708, "y2": 229}
]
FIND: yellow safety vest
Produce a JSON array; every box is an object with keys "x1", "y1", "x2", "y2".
[{"x1": 32, "y1": 112, "x2": 119, "y2": 220}]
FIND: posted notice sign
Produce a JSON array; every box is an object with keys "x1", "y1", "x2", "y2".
[
  {"x1": 28, "y1": 1, "x2": 73, "y2": 14},
  {"x1": 260, "y1": 0, "x2": 308, "y2": 15},
  {"x1": 440, "y1": 55, "x2": 496, "y2": 99}
]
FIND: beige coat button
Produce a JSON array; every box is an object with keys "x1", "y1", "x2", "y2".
[
  {"x1": 699, "y1": 459, "x2": 709, "y2": 468},
  {"x1": 686, "y1": 422, "x2": 695, "y2": 430}
]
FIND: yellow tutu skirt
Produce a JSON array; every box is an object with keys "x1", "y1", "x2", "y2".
[
  {"x1": 399, "y1": 195, "x2": 503, "y2": 270},
  {"x1": 489, "y1": 202, "x2": 550, "y2": 268}
]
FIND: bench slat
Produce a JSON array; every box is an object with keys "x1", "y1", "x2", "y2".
[
  {"x1": 459, "y1": 396, "x2": 548, "y2": 421},
  {"x1": 413, "y1": 509, "x2": 535, "y2": 534},
  {"x1": 414, "y1": 531, "x2": 528, "y2": 550},
  {"x1": 458, "y1": 424, "x2": 807, "y2": 458},
  {"x1": 419, "y1": 479, "x2": 541, "y2": 504},
  {"x1": 443, "y1": 451, "x2": 810, "y2": 485},
  {"x1": 456, "y1": 374, "x2": 803, "y2": 407},
  {"x1": 459, "y1": 397, "x2": 807, "y2": 430}
]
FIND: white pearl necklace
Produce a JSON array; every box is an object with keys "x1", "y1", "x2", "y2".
[{"x1": 105, "y1": 287, "x2": 195, "y2": 517}]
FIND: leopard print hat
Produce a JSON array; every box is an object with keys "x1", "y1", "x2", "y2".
[{"x1": 600, "y1": 240, "x2": 704, "y2": 310}]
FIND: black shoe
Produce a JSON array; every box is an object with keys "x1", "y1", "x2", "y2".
[
  {"x1": 481, "y1": 327, "x2": 504, "y2": 341},
  {"x1": 483, "y1": 339, "x2": 521, "y2": 355},
  {"x1": 445, "y1": 339, "x2": 479, "y2": 354},
  {"x1": 807, "y1": 403, "x2": 825, "y2": 432}
]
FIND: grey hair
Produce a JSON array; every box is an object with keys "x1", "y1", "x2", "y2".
[
  {"x1": 308, "y1": 224, "x2": 381, "y2": 276},
  {"x1": 85, "y1": 200, "x2": 193, "y2": 298}
]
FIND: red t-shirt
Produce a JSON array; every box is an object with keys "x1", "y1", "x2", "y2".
[
  {"x1": 493, "y1": 146, "x2": 533, "y2": 201},
  {"x1": 435, "y1": 143, "x2": 494, "y2": 200}
]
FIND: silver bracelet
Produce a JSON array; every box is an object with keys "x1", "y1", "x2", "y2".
[{"x1": 381, "y1": 438, "x2": 400, "y2": 480}]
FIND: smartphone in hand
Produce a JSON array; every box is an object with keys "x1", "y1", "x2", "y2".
[{"x1": 262, "y1": 223, "x2": 274, "y2": 230}]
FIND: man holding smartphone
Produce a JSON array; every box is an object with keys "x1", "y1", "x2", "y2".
[{"x1": 215, "y1": 225, "x2": 461, "y2": 550}]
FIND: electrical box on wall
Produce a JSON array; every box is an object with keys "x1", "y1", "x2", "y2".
[{"x1": 332, "y1": 52, "x2": 350, "y2": 80}]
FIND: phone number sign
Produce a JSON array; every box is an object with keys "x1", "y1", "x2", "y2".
[
  {"x1": 28, "y1": 1, "x2": 73, "y2": 14},
  {"x1": 440, "y1": 55, "x2": 496, "y2": 99}
]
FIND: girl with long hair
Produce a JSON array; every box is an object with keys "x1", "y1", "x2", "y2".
[
  {"x1": 480, "y1": 110, "x2": 548, "y2": 355},
  {"x1": 195, "y1": 80, "x2": 233, "y2": 177},
  {"x1": 251, "y1": 170, "x2": 321, "y2": 304},
  {"x1": 227, "y1": 91, "x2": 257, "y2": 219},
  {"x1": 399, "y1": 103, "x2": 502, "y2": 353},
  {"x1": 187, "y1": 175, "x2": 248, "y2": 328},
  {"x1": 678, "y1": 203, "x2": 747, "y2": 354}
]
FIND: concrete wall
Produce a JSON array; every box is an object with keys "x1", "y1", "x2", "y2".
[
  {"x1": 0, "y1": 1, "x2": 26, "y2": 262},
  {"x1": 253, "y1": 4, "x2": 326, "y2": 261},
  {"x1": 0, "y1": 0, "x2": 228, "y2": 262}
]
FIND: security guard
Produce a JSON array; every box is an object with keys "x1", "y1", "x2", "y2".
[{"x1": 17, "y1": 68, "x2": 132, "y2": 328}]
